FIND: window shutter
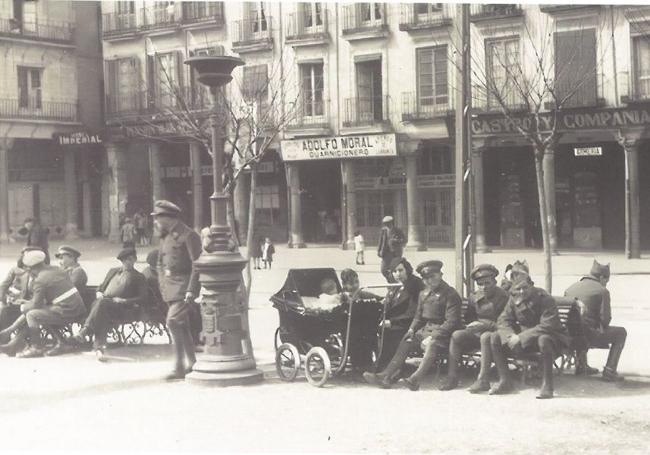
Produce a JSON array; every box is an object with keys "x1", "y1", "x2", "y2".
[
  {"x1": 147, "y1": 54, "x2": 156, "y2": 107},
  {"x1": 555, "y1": 29, "x2": 597, "y2": 107},
  {"x1": 175, "y1": 50, "x2": 184, "y2": 89}
]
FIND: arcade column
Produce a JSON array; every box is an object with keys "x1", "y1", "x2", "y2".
[
  {"x1": 0, "y1": 139, "x2": 13, "y2": 243},
  {"x1": 80, "y1": 155, "x2": 93, "y2": 237},
  {"x1": 543, "y1": 147, "x2": 558, "y2": 253},
  {"x1": 341, "y1": 160, "x2": 356, "y2": 250},
  {"x1": 190, "y1": 142, "x2": 204, "y2": 232},
  {"x1": 287, "y1": 162, "x2": 305, "y2": 248},
  {"x1": 149, "y1": 142, "x2": 163, "y2": 202},
  {"x1": 106, "y1": 142, "x2": 128, "y2": 243},
  {"x1": 619, "y1": 135, "x2": 641, "y2": 259},
  {"x1": 471, "y1": 145, "x2": 488, "y2": 253},
  {"x1": 405, "y1": 154, "x2": 425, "y2": 251},
  {"x1": 63, "y1": 149, "x2": 80, "y2": 239}
]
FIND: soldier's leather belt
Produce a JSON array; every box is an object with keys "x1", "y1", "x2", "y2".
[{"x1": 52, "y1": 288, "x2": 79, "y2": 304}]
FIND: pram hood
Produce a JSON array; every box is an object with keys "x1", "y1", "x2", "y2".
[{"x1": 270, "y1": 268, "x2": 342, "y2": 314}]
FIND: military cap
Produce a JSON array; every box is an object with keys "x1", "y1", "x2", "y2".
[
  {"x1": 382, "y1": 215, "x2": 394, "y2": 224},
  {"x1": 416, "y1": 260, "x2": 443, "y2": 277},
  {"x1": 510, "y1": 260, "x2": 529, "y2": 275},
  {"x1": 23, "y1": 250, "x2": 46, "y2": 267},
  {"x1": 151, "y1": 200, "x2": 182, "y2": 217},
  {"x1": 590, "y1": 259, "x2": 610, "y2": 279},
  {"x1": 55, "y1": 245, "x2": 81, "y2": 259},
  {"x1": 471, "y1": 264, "x2": 499, "y2": 281},
  {"x1": 117, "y1": 248, "x2": 137, "y2": 261}
]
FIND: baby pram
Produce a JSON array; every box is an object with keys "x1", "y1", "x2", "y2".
[{"x1": 271, "y1": 268, "x2": 399, "y2": 387}]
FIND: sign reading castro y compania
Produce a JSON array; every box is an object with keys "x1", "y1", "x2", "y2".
[{"x1": 281, "y1": 133, "x2": 397, "y2": 161}]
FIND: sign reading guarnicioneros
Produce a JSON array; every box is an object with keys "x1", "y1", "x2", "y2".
[{"x1": 280, "y1": 133, "x2": 397, "y2": 161}]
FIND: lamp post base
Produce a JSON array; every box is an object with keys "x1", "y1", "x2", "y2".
[{"x1": 186, "y1": 357, "x2": 264, "y2": 386}]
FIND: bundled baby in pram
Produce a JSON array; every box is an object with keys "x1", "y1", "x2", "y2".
[{"x1": 302, "y1": 278, "x2": 343, "y2": 313}]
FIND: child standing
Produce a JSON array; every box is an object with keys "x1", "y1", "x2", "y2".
[
  {"x1": 353, "y1": 230, "x2": 365, "y2": 265},
  {"x1": 262, "y1": 237, "x2": 275, "y2": 269}
]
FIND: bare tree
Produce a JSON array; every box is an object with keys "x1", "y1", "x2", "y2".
[
  {"x1": 445, "y1": 7, "x2": 619, "y2": 292},
  {"x1": 110, "y1": 48, "x2": 300, "y2": 296}
]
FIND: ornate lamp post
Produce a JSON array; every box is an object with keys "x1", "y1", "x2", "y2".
[{"x1": 184, "y1": 55, "x2": 263, "y2": 385}]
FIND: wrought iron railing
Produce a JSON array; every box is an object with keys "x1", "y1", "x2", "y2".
[
  {"x1": 0, "y1": 17, "x2": 74, "y2": 42},
  {"x1": 181, "y1": 2, "x2": 225, "y2": 26},
  {"x1": 288, "y1": 99, "x2": 330, "y2": 128},
  {"x1": 401, "y1": 92, "x2": 451, "y2": 120},
  {"x1": 342, "y1": 4, "x2": 388, "y2": 34},
  {"x1": 140, "y1": 5, "x2": 181, "y2": 30},
  {"x1": 469, "y1": 4, "x2": 523, "y2": 21},
  {"x1": 232, "y1": 17, "x2": 273, "y2": 45},
  {"x1": 399, "y1": 4, "x2": 452, "y2": 29},
  {"x1": 102, "y1": 12, "x2": 138, "y2": 36},
  {"x1": 343, "y1": 96, "x2": 390, "y2": 127},
  {"x1": 0, "y1": 98, "x2": 78, "y2": 122},
  {"x1": 286, "y1": 10, "x2": 328, "y2": 40}
]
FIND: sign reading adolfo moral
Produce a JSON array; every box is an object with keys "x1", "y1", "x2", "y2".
[{"x1": 281, "y1": 133, "x2": 397, "y2": 161}]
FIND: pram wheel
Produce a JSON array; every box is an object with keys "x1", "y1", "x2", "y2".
[
  {"x1": 275, "y1": 343, "x2": 301, "y2": 382},
  {"x1": 274, "y1": 327, "x2": 281, "y2": 351},
  {"x1": 305, "y1": 347, "x2": 331, "y2": 387}
]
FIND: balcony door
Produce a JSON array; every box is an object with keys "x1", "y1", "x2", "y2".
[
  {"x1": 416, "y1": 46, "x2": 448, "y2": 115},
  {"x1": 118, "y1": 58, "x2": 140, "y2": 111},
  {"x1": 116, "y1": 1, "x2": 136, "y2": 29},
  {"x1": 633, "y1": 36, "x2": 650, "y2": 100},
  {"x1": 356, "y1": 59, "x2": 382, "y2": 123},
  {"x1": 554, "y1": 29, "x2": 597, "y2": 108},
  {"x1": 17, "y1": 66, "x2": 42, "y2": 111},
  {"x1": 300, "y1": 63, "x2": 324, "y2": 118},
  {"x1": 248, "y1": 2, "x2": 268, "y2": 38},
  {"x1": 415, "y1": 2, "x2": 442, "y2": 23},
  {"x1": 300, "y1": 2, "x2": 323, "y2": 31},
  {"x1": 358, "y1": 3, "x2": 383, "y2": 26}
]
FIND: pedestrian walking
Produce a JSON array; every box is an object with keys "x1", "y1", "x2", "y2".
[
  {"x1": 262, "y1": 237, "x2": 275, "y2": 269},
  {"x1": 250, "y1": 234, "x2": 262, "y2": 270},
  {"x1": 23, "y1": 218, "x2": 50, "y2": 264},
  {"x1": 120, "y1": 217, "x2": 137, "y2": 249},
  {"x1": 377, "y1": 216, "x2": 405, "y2": 283},
  {"x1": 133, "y1": 209, "x2": 149, "y2": 246},
  {"x1": 353, "y1": 230, "x2": 365, "y2": 265}
]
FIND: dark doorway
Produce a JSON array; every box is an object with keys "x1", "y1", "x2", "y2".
[{"x1": 299, "y1": 160, "x2": 342, "y2": 243}]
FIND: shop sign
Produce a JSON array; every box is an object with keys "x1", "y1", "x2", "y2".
[
  {"x1": 280, "y1": 133, "x2": 397, "y2": 161},
  {"x1": 417, "y1": 174, "x2": 455, "y2": 188},
  {"x1": 471, "y1": 106, "x2": 650, "y2": 136},
  {"x1": 574, "y1": 146, "x2": 602, "y2": 157},
  {"x1": 54, "y1": 131, "x2": 103, "y2": 146}
]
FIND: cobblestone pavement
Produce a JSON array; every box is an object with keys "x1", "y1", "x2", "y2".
[{"x1": 1, "y1": 240, "x2": 649, "y2": 453}]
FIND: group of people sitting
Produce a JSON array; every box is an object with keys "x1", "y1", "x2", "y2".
[
  {"x1": 332, "y1": 256, "x2": 626, "y2": 399},
  {"x1": 0, "y1": 244, "x2": 175, "y2": 359}
]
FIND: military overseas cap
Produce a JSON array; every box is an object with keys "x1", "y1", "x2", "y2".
[
  {"x1": 55, "y1": 245, "x2": 81, "y2": 259},
  {"x1": 151, "y1": 200, "x2": 182, "y2": 217},
  {"x1": 590, "y1": 259, "x2": 610, "y2": 279},
  {"x1": 510, "y1": 260, "x2": 529, "y2": 275},
  {"x1": 471, "y1": 264, "x2": 499, "y2": 281},
  {"x1": 23, "y1": 249, "x2": 46, "y2": 267},
  {"x1": 382, "y1": 215, "x2": 394, "y2": 224},
  {"x1": 416, "y1": 260, "x2": 443, "y2": 277},
  {"x1": 117, "y1": 248, "x2": 137, "y2": 261}
]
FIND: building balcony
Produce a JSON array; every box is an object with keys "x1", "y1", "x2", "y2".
[
  {"x1": 286, "y1": 99, "x2": 331, "y2": 137},
  {"x1": 102, "y1": 13, "x2": 139, "y2": 39},
  {"x1": 285, "y1": 11, "x2": 329, "y2": 47},
  {"x1": 401, "y1": 92, "x2": 452, "y2": 122},
  {"x1": 0, "y1": 17, "x2": 74, "y2": 44},
  {"x1": 399, "y1": 4, "x2": 452, "y2": 32},
  {"x1": 106, "y1": 87, "x2": 214, "y2": 122},
  {"x1": 342, "y1": 96, "x2": 391, "y2": 133},
  {"x1": 539, "y1": 5, "x2": 599, "y2": 14},
  {"x1": 0, "y1": 98, "x2": 78, "y2": 122},
  {"x1": 232, "y1": 17, "x2": 274, "y2": 53},
  {"x1": 181, "y1": 2, "x2": 225, "y2": 28},
  {"x1": 140, "y1": 6, "x2": 182, "y2": 34},
  {"x1": 341, "y1": 4, "x2": 389, "y2": 41},
  {"x1": 469, "y1": 4, "x2": 523, "y2": 23}
]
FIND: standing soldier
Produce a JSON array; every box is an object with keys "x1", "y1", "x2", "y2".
[
  {"x1": 440, "y1": 264, "x2": 509, "y2": 391},
  {"x1": 564, "y1": 260, "x2": 627, "y2": 382},
  {"x1": 377, "y1": 216, "x2": 405, "y2": 283},
  {"x1": 152, "y1": 200, "x2": 202, "y2": 380}
]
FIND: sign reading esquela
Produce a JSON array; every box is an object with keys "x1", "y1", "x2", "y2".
[{"x1": 281, "y1": 133, "x2": 397, "y2": 161}]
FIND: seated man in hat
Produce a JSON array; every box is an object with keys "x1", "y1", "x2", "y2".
[
  {"x1": 73, "y1": 248, "x2": 148, "y2": 358},
  {"x1": 377, "y1": 216, "x2": 405, "y2": 283},
  {"x1": 501, "y1": 260, "x2": 529, "y2": 292},
  {"x1": 489, "y1": 274, "x2": 570, "y2": 399},
  {"x1": 0, "y1": 250, "x2": 86, "y2": 358},
  {"x1": 364, "y1": 260, "x2": 462, "y2": 390},
  {"x1": 440, "y1": 264, "x2": 509, "y2": 391},
  {"x1": 564, "y1": 260, "x2": 626, "y2": 382},
  {"x1": 55, "y1": 246, "x2": 87, "y2": 292}
]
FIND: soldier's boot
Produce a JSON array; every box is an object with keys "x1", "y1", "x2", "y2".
[
  {"x1": 469, "y1": 332, "x2": 494, "y2": 394},
  {"x1": 575, "y1": 350, "x2": 598, "y2": 376},
  {"x1": 165, "y1": 324, "x2": 188, "y2": 381},
  {"x1": 439, "y1": 341, "x2": 462, "y2": 391},
  {"x1": 376, "y1": 338, "x2": 413, "y2": 389},
  {"x1": 16, "y1": 327, "x2": 44, "y2": 358},
  {"x1": 45, "y1": 330, "x2": 67, "y2": 357},
  {"x1": 536, "y1": 336, "x2": 555, "y2": 399},
  {"x1": 404, "y1": 344, "x2": 439, "y2": 391},
  {"x1": 488, "y1": 333, "x2": 512, "y2": 395},
  {"x1": 0, "y1": 329, "x2": 28, "y2": 357},
  {"x1": 602, "y1": 327, "x2": 626, "y2": 382},
  {"x1": 182, "y1": 325, "x2": 197, "y2": 375}
]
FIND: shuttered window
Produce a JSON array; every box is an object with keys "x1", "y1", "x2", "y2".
[
  {"x1": 633, "y1": 36, "x2": 650, "y2": 99},
  {"x1": 554, "y1": 29, "x2": 597, "y2": 108},
  {"x1": 486, "y1": 37, "x2": 521, "y2": 109},
  {"x1": 300, "y1": 63, "x2": 324, "y2": 116},
  {"x1": 417, "y1": 46, "x2": 448, "y2": 107},
  {"x1": 242, "y1": 64, "x2": 268, "y2": 101},
  {"x1": 105, "y1": 57, "x2": 140, "y2": 113}
]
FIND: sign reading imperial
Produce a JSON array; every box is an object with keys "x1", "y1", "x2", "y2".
[
  {"x1": 54, "y1": 131, "x2": 104, "y2": 146},
  {"x1": 281, "y1": 133, "x2": 397, "y2": 161}
]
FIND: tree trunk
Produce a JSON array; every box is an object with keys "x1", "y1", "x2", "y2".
[
  {"x1": 534, "y1": 151, "x2": 553, "y2": 293},
  {"x1": 243, "y1": 166, "x2": 259, "y2": 299},
  {"x1": 227, "y1": 188, "x2": 240, "y2": 246}
]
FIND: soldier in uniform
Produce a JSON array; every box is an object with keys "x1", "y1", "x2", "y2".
[
  {"x1": 490, "y1": 274, "x2": 570, "y2": 399},
  {"x1": 152, "y1": 200, "x2": 202, "y2": 380},
  {"x1": 440, "y1": 264, "x2": 509, "y2": 392},
  {"x1": 564, "y1": 260, "x2": 626, "y2": 382},
  {"x1": 0, "y1": 249, "x2": 86, "y2": 358},
  {"x1": 73, "y1": 248, "x2": 148, "y2": 359},
  {"x1": 55, "y1": 246, "x2": 87, "y2": 292},
  {"x1": 376, "y1": 216, "x2": 405, "y2": 283},
  {"x1": 500, "y1": 260, "x2": 529, "y2": 292},
  {"x1": 0, "y1": 247, "x2": 40, "y2": 343},
  {"x1": 364, "y1": 260, "x2": 462, "y2": 390}
]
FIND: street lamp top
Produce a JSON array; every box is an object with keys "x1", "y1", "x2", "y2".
[{"x1": 184, "y1": 55, "x2": 245, "y2": 88}]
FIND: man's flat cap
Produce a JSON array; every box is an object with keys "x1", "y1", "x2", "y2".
[
  {"x1": 471, "y1": 264, "x2": 499, "y2": 281},
  {"x1": 416, "y1": 260, "x2": 443, "y2": 277},
  {"x1": 382, "y1": 215, "x2": 394, "y2": 223},
  {"x1": 117, "y1": 248, "x2": 137, "y2": 261},
  {"x1": 151, "y1": 200, "x2": 182, "y2": 217},
  {"x1": 23, "y1": 250, "x2": 46, "y2": 267},
  {"x1": 55, "y1": 245, "x2": 81, "y2": 259}
]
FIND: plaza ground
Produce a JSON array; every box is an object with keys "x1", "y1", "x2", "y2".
[{"x1": 0, "y1": 240, "x2": 649, "y2": 453}]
